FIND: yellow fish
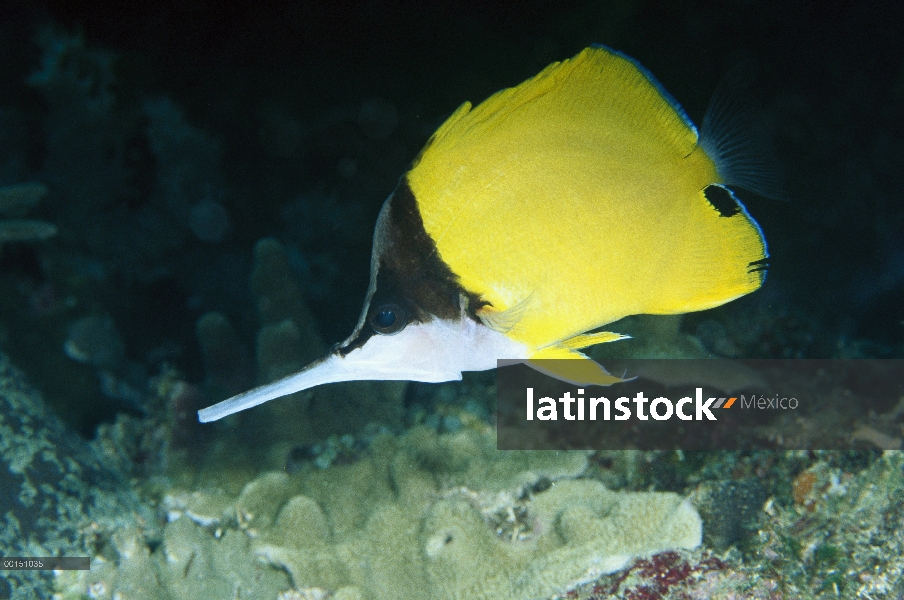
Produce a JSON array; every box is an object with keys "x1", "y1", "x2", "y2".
[{"x1": 199, "y1": 45, "x2": 775, "y2": 422}]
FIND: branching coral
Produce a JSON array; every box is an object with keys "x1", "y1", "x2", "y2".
[{"x1": 0, "y1": 182, "x2": 56, "y2": 247}]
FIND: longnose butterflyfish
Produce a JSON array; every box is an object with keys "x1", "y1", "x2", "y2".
[{"x1": 199, "y1": 45, "x2": 779, "y2": 423}]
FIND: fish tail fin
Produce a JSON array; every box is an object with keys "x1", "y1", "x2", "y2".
[{"x1": 700, "y1": 63, "x2": 789, "y2": 201}]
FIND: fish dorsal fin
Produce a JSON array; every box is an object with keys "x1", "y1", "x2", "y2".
[
  {"x1": 408, "y1": 46, "x2": 701, "y2": 228},
  {"x1": 410, "y1": 101, "x2": 472, "y2": 170}
]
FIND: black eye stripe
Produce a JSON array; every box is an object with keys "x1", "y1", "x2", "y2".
[{"x1": 369, "y1": 302, "x2": 408, "y2": 335}]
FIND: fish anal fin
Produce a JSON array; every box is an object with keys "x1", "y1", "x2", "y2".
[
  {"x1": 559, "y1": 330, "x2": 628, "y2": 350},
  {"x1": 528, "y1": 345, "x2": 624, "y2": 386}
]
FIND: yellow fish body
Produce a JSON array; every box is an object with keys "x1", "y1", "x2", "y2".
[{"x1": 199, "y1": 46, "x2": 772, "y2": 422}]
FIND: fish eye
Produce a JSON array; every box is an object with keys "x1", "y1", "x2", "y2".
[{"x1": 369, "y1": 302, "x2": 408, "y2": 335}]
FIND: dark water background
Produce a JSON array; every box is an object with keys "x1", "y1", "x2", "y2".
[{"x1": 0, "y1": 0, "x2": 901, "y2": 435}]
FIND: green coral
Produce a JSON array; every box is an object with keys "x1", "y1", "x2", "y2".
[
  {"x1": 58, "y1": 427, "x2": 702, "y2": 600},
  {"x1": 253, "y1": 429, "x2": 701, "y2": 600}
]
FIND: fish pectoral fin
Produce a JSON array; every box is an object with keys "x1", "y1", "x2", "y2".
[
  {"x1": 527, "y1": 344, "x2": 625, "y2": 386},
  {"x1": 477, "y1": 293, "x2": 533, "y2": 333},
  {"x1": 558, "y1": 330, "x2": 629, "y2": 350}
]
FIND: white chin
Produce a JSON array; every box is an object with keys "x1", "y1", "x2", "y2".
[
  {"x1": 343, "y1": 317, "x2": 529, "y2": 377},
  {"x1": 197, "y1": 317, "x2": 528, "y2": 422}
]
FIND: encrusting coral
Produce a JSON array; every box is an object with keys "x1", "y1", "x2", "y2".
[{"x1": 57, "y1": 425, "x2": 701, "y2": 600}]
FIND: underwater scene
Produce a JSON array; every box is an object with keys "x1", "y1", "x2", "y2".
[{"x1": 1, "y1": 0, "x2": 903, "y2": 598}]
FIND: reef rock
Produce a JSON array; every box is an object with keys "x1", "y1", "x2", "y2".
[
  {"x1": 66, "y1": 424, "x2": 700, "y2": 600},
  {"x1": 0, "y1": 352, "x2": 157, "y2": 600}
]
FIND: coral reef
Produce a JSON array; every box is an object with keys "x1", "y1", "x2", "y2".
[
  {"x1": 0, "y1": 182, "x2": 56, "y2": 246},
  {"x1": 0, "y1": 353, "x2": 158, "y2": 600},
  {"x1": 753, "y1": 451, "x2": 904, "y2": 598},
  {"x1": 63, "y1": 314, "x2": 126, "y2": 370},
  {"x1": 557, "y1": 451, "x2": 904, "y2": 600},
  {"x1": 57, "y1": 426, "x2": 702, "y2": 600}
]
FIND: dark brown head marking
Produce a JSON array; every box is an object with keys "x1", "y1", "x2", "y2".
[{"x1": 339, "y1": 177, "x2": 484, "y2": 355}]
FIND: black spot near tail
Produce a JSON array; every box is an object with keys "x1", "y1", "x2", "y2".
[
  {"x1": 748, "y1": 258, "x2": 769, "y2": 273},
  {"x1": 703, "y1": 184, "x2": 741, "y2": 217}
]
